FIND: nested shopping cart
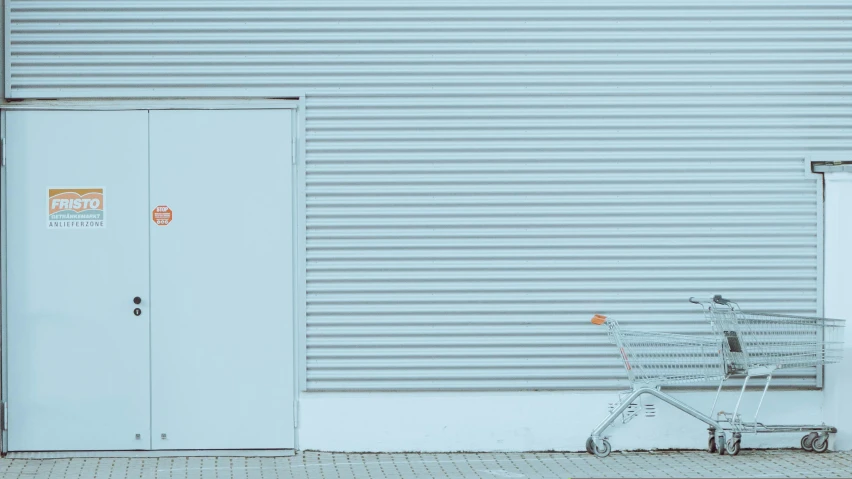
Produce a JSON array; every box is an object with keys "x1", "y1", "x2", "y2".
[
  {"x1": 586, "y1": 314, "x2": 727, "y2": 457},
  {"x1": 690, "y1": 295, "x2": 845, "y2": 455}
]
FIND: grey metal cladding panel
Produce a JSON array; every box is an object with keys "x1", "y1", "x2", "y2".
[
  {"x1": 6, "y1": 1, "x2": 852, "y2": 96},
  {"x1": 9, "y1": 1, "x2": 845, "y2": 390}
]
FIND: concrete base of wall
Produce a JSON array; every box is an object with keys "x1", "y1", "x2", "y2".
[{"x1": 298, "y1": 390, "x2": 823, "y2": 452}]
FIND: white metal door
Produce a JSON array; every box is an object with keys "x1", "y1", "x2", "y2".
[
  {"x1": 6, "y1": 111, "x2": 151, "y2": 451},
  {"x1": 149, "y1": 110, "x2": 295, "y2": 450}
]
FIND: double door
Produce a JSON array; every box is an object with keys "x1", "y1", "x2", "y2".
[{"x1": 5, "y1": 109, "x2": 295, "y2": 451}]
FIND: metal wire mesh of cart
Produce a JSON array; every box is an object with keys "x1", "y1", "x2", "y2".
[
  {"x1": 702, "y1": 299, "x2": 845, "y2": 373},
  {"x1": 593, "y1": 314, "x2": 727, "y2": 386}
]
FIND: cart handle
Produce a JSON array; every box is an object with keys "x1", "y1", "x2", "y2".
[
  {"x1": 713, "y1": 295, "x2": 731, "y2": 305},
  {"x1": 690, "y1": 295, "x2": 739, "y2": 310},
  {"x1": 591, "y1": 314, "x2": 607, "y2": 325}
]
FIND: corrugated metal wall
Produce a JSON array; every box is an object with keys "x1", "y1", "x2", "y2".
[{"x1": 8, "y1": 1, "x2": 848, "y2": 390}]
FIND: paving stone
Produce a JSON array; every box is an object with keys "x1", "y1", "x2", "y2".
[{"x1": 0, "y1": 451, "x2": 851, "y2": 478}]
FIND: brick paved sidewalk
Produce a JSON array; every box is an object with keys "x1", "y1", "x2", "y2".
[{"x1": 1, "y1": 450, "x2": 851, "y2": 478}]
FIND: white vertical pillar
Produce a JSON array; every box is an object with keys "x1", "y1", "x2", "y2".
[{"x1": 823, "y1": 171, "x2": 852, "y2": 450}]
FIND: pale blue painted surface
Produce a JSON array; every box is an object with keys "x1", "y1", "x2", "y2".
[
  {"x1": 149, "y1": 110, "x2": 295, "y2": 449},
  {"x1": 6, "y1": 111, "x2": 152, "y2": 450}
]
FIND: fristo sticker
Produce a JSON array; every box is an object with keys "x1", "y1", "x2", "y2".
[{"x1": 47, "y1": 188, "x2": 105, "y2": 229}]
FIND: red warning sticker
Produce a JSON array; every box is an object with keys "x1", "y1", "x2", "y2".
[{"x1": 152, "y1": 205, "x2": 172, "y2": 226}]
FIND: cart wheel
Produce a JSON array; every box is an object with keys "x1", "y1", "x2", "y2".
[
  {"x1": 585, "y1": 437, "x2": 595, "y2": 455},
  {"x1": 727, "y1": 438, "x2": 741, "y2": 456},
  {"x1": 801, "y1": 433, "x2": 816, "y2": 451},
  {"x1": 708, "y1": 436, "x2": 717, "y2": 453},
  {"x1": 717, "y1": 434, "x2": 726, "y2": 455},
  {"x1": 592, "y1": 439, "x2": 612, "y2": 458},
  {"x1": 812, "y1": 434, "x2": 829, "y2": 453}
]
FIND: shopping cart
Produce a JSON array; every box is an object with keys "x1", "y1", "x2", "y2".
[
  {"x1": 690, "y1": 296, "x2": 845, "y2": 455},
  {"x1": 586, "y1": 314, "x2": 727, "y2": 457}
]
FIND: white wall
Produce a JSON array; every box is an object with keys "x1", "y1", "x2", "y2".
[
  {"x1": 298, "y1": 390, "x2": 821, "y2": 452},
  {"x1": 823, "y1": 171, "x2": 852, "y2": 450}
]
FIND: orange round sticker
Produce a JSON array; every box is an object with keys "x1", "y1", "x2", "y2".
[{"x1": 152, "y1": 205, "x2": 172, "y2": 226}]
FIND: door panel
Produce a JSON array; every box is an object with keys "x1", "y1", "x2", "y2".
[
  {"x1": 6, "y1": 111, "x2": 151, "y2": 451},
  {"x1": 149, "y1": 110, "x2": 295, "y2": 450}
]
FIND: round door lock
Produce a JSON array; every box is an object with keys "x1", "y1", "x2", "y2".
[
  {"x1": 133, "y1": 297, "x2": 142, "y2": 305},
  {"x1": 133, "y1": 308, "x2": 142, "y2": 316}
]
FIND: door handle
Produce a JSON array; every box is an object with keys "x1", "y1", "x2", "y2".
[{"x1": 133, "y1": 297, "x2": 142, "y2": 305}]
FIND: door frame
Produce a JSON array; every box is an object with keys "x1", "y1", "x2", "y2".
[{"x1": 0, "y1": 98, "x2": 306, "y2": 454}]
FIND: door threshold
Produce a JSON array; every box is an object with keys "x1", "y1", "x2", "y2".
[{"x1": 6, "y1": 449, "x2": 296, "y2": 459}]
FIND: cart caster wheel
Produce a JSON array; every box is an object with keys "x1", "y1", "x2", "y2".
[
  {"x1": 727, "y1": 438, "x2": 741, "y2": 456},
  {"x1": 585, "y1": 437, "x2": 595, "y2": 455},
  {"x1": 717, "y1": 434, "x2": 726, "y2": 455},
  {"x1": 708, "y1": 436, "x2": 717, "y2": 453},
  {"x1": 801, "y1": 432, "x2": 817, "y2": 452},
  {"x1": 812, "y1": 434, "x2": 829, "y2": 453},
  {"x1": 592, "y1": 439, "x2": 612, "y2": 458}
]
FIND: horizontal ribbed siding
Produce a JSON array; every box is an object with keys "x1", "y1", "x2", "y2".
[
  {"x1": 304, "y1": 155, "x2": 822, "y2": 390},
  {"x1": 9, "y1": 1, "x2": 846, "y2": 390}
]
